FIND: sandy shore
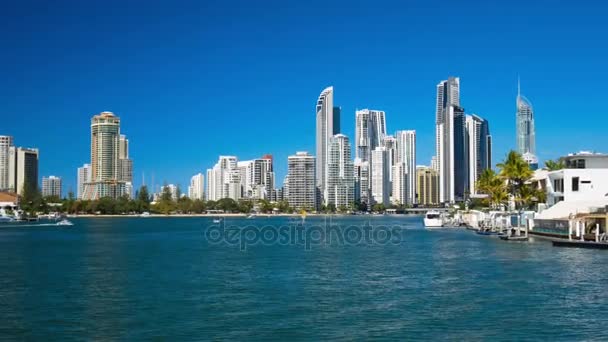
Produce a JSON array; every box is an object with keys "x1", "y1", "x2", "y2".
[{"x1": 68, "y1": 213, "x2": 334, "y2": 218}]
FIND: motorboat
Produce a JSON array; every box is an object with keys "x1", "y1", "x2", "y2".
[
  {"x1": 140, "y1": 212, "x2": 151, "y2": 217},
  {"x1": 424, "y1": 211, "x2": 443, "y2": 228},
  {"x1": 56, "y1": 219, "x2": 74, "y2": 226},
  {"x1": 213, "y1": 217, "x2": 223, "y2": 224},
  {"x1": 0, "y1": 208, "x2": 15, "y2": 223}
]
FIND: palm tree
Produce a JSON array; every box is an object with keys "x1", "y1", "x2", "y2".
[
  {"x1": 544, "y1": 159, "x2": 565, "y2": 171},
  {"x1": 476, "y1": 169, "x2": 508, "y2": 209},
  {"x1": 497, "y1": 151, "x2": 533, "y2": 211}
]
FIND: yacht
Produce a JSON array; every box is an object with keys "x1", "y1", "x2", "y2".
[
  {"x1": 424, "y1": 211, "x2": 443, "y2": 228},
  {"x1": 140, "y1": 212, "x2": 151, "y2": 217},
  {"x1": 213, "y1": 217, "x2": 223, "y2": 224},
  {"x1": 56, "y1": 219, "x2": 74, "y2": 226}
]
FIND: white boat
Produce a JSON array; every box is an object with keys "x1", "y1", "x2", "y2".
[
  {"x1": 140, "y1": 212, "x2": 151, "y2": 217},
  {"x1": 56, "y1": 219, "x2": 74, "y2": 226},
  {"x1": 0, "y1": 208, "x2": 15, "y2": 223},
  {"x1": 246, "y1": 214, "x2": 255, "y2": 219},
  {"x1": 424, "y1": 211, "x2": 444, "y2": 228},
  {"x1": 213, "y1": 217, "x2": 222, "y2": 224}
]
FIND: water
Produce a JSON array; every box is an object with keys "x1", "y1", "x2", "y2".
[{"x1": 1, "y1": 216, "x2": 607, "y2": 340}]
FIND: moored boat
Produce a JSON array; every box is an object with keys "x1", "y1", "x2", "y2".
[{"x1": 424, "y1": 211, "x2": 443, "y2": 228}]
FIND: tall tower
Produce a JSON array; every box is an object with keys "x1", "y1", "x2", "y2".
[
  {"x1": 516, "y1": 78, "x2": 537, "y2": 168},
  {"x1": 435, "y1": 77, "x2": 460, "y2": 202},
  {"x1": 395, "y1": 130, "x2": 416, "y2": 205},
  {"x1": 0, "y1": 136, "x2": 14, "y2": 191},
  {"x1": 466, "y1": 114, "x2": 492, "y2": 195},
  {"x1": 316, "y1": 86, "x2": 339, "y2": 204},
  {"x1": 287, "y1": 152, "x2": 317, "y2": 210},
  {"x1": 83, "y1": 111, "x2": 127, "y2": 199},
  {"x1": 327, "y1": 134, "x2": 354, "y2": 209},
  {"x1": 355, "y1": 109, "x2": 386, "y2": 163}
]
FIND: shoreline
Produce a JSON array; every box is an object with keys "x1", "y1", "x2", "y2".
[{"x1": 67, "y1": 213, "x2": 420, "y2": 218}]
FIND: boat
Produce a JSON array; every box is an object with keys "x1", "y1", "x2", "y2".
[
  {"x1": 140, "y1": 212, "x2": 151, "y2": 217},
  {"x1": 499, "y1": 235, "x2": 528, "y2": 241},
  {"x1": 246, "y1": 214, "x2": 255, "y2": 219},
  {"x1": 56, "y1": 219, "x2": 74, "y2": 226},
  {"x1": 424, "y1": 211, "x2": 443, "y2": 228},
  {"x1": 213, "y1": 217, "x2": 222, "y2": 224}
]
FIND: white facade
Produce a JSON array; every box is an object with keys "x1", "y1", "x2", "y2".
[
  {"x1": 316, "y1": 86, "x2": 336, "y2": 205},
  {"x1": 205, "y1": 156, "x2": 238, "y2": 201},
  {"x1": 354, "y1": 158, "x2": 370, "y2": 207},
  {"x1": 544, "y1": 169, "x2": 608, "y2": 206},
  {"x1": 391, "y1": 162, "x2": 408, "y2": 206},
  {"x1": 188, "y1": 173, "x2": 205, "y2": 200},
  {"x1": 0, "y1": 136, "x2": 13, "y2": 191},
  {"x1": 77, "y1": 164, "x2": 91, "y2": 200},
  {"x1": 371, "y1": 147, "x2": 389, "y2": 206},
  {"x1": 395, "y1": 130, "x2": 416, "y2": 205},
  {"x1": 287, "y1": 152, "x2": 316, "y2": 210},
  {"x1": 355, "y1": 109, "x2": 386, "y2": 163},
  {"x1": 435, "y1": 77, "x2": 461, "y2": 204},
  {"x1": 42, "y1": 176, "x2": 62, "y2": 198},
  {"x1": 327, "y1": 134, "x2": 354, "y2": 209}
]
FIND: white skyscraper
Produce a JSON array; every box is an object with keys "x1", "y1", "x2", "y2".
[
  {"x1": 435, "y1": 77, "x2": 460, "y2": 203},
  {"x1": 395, "y1": 130, "x2": 416, "y2": 205},
  {"x1": 77, "y1": 164, "x2": 91, "y2": 199},
  {"x1": 316, "y1": 86, "x2": 340, "y2": 205},
  {"x1": 439, "y1": 105, "x2": 468, "y2": 203},
  {"x1": 382, "y1": 135, "x2": 396, "y2": 184},
  {"x1": 8, "y1": 146, "x2": 39, "y2": 195},
  {"x1": 353, "y1": 158, "x2": 370, "y2": 208},
  {"x1": 188, "y1": 173, "x2": 205, "y2": 200},
  {"x1": 371, "y1": 147, "x2": 389, "y2": 206},
  {"x1": 355, "y1": 109, "x2": 387, "y2": 163},
  {"x1": 0, "y1": 136, "x2": 13, "y2": 191},
  {"x1": 516, "y1": 79, "x2": 537, "y2": 169},
  {"x1": 327, "y1": 134, "x2": 354, "y2": 209},
  {"x1": 42, "y1": 176, "x2": 62, "y2": 198},
  {"x1": 205, "y1": 156, "x2": 238, "y2": 201},
  {"x1": 287, "y1": 152, "x2": 316, "y2": 210},
  {"x1": 391, "y1": 162, "x2": 408, "y2": 206}
]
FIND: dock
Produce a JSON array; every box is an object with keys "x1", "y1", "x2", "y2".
[{"x1": 552, "y1": 240, "x2": 608, "y2": 249}]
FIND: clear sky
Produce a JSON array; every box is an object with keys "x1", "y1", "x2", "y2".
[{"x1": 2, "y1": 0, "x2": 607, "y2": 195}]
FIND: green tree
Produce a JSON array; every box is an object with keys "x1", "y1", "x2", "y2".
[
  {"x1": 475, "y1": 169, "x2": 508, "y2": 209},
  {"x1": 372, "y1": 203, "x2": 386, "y2": 213},
  {"x1": 497, "y1": 151, "x2": 534, "y2": 211},
  {"x1": 544, "y1": 159, "x2": 565, "y2": 171},
  {"x1": 217, "y1": 198, "x2": 238, "y2": 212}
]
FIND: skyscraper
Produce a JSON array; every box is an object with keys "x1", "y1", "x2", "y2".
[
  {"x1": 206, "y1": 156, "x2": 238, "y2": 201},
  {"x1": 82, "y1": 112, "x2": 129, "y2": 199},
  {"x1": 8, "y1": 147, "x2": 39, "y2": 195},
  {"x1": 0, "y1": 136, "x2": 13, "y2": 191},
  {"x1": 42, "y1": 176, "x2": 62, "y2": 198},
  {"x1": 315, "y1": 86, "x2": 340, "y2": 205},
  {"x1": 516, "y1": 79, "x2": 537, "y2": 169},
  {"x1": 371, "y1": 147, "x2": 389, "y2": 206},
  {"x1": 355, "y1": 109, "x2": 387, "y2": 162},
  {"x1": 188, "y1": 173, "x2": 205, "y2": 200},
  {"x1": 77, "y1": 164, "x2": 91, "y2": 200},
  {"x1": 439, "y1": 105, "x2": 468, "y2": 203},
  {"x1": 287, "y1": 152, "x2": 316, "y2": 210},
  {"x1": 417, "y1": 166, "x2": 439, "y2": 206},
  {"x1": 353, "y1": 158, "x2": 370, "y2": 208},
  {"x1": 466, "y1": 114, "x2": 492, "y2": 194},
  {"x1": 391, "y1": 162, "x2": 408, "y2": 206},
  {"x1": 395, "y1": 130, "x2": 416, "y2": 205},
  {"x1": 327, "y1": 134, "x2": 354, "y2": 209}
]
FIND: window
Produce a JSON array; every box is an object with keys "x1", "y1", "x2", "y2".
[
  {"x1": 553, "y1": 179, "x2": 564, "y2": 193},
  {"x1": 572, "y1": 177, "x2": 579, "y2": 192}
]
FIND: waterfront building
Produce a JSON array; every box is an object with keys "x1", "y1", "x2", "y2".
[
  {"x1": 327, "y1": 134, "x2": 354, "y2": 209},
  {"x1": 355, "y1": 109, "x2": 386, "y2": 163},
  {"x1": 516, "y1": 79, "x2": 536, "y2": 168},
  {"x1": 0, "y1": 136, "x2": 13, "y2": 191},
  {"x1": 435, "y1": 77, "x2": 460, "y2": 179},
  {"x1": 353, "y1": 158, "x2": 370, "y2": 208},
  {"x1": 42, "y1": 176, "x2": 62, "y2": 198},
  {"x1": 395, "y1": 130, "x2": 416, "y2": 205},
  {"x1": 438, "y1": 103, "x2": 468, "y2": 203},
  {"x1": 77, "y1": 164, "x2": 91, "y2": 199},
  {"x1": 465, "y1": 114, "x2": 492, "y2": 194},
  {"x1": 8, "y1": 146, "x2": 39, "y2": 196},
  {"x1": 382, "y1": 136, "x2": 396, "y2": 189},
  {"x1": 417, "y1": 166, "x2": 439, "y2": 206},
  {"x1": 205, "y1": 156, "x2": 238, "y2": 201},
  {"x1": 315, "y1": 86, "x2": 340, "y2": 205},
  {"x1": 188, "y1": 173, "x2": 205, "y2": 200},
  {"x1": 82, "y1": 112, "x2": 130, "y2": 200},
  {"x1": 287, "y1": 152, "x2": 316, "y2": 211},
  {"x1": 391, "y1": 162, "x2": 408, "y2": 206},
  {"x1": 371, "y1": 147, "x2": 389, "y2": 206}
]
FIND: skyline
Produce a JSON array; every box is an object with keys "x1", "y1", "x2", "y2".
[{"x1": 2, "y1": 0, "x2": 608, "y2": 194}]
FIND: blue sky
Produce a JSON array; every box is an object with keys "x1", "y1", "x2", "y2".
[{"x1": 2, "y1": 0, "x2": 607, "y2": 195}]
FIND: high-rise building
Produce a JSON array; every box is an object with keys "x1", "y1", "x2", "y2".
[
  {"x1": 466, "y1": 114, "x2": 492, "y2": 194},
  {"x1": 0, "y1": 136, "x2": 13, "y2": 191},
  {"x1": 82, "y1": 112, "x2": 129, "y2": 199},
  {"x1": 315, "y1": 86, "x2": 340, "y2": 205},
  {"x1": 327, "y1": 134, "x2": 354, "y2": 209},
  {"x1": 355, "y1": 109, "x2": 386, "y2": 162},
  {"x1": 42, "y1": 176, "x2": 62, "y2": 198},
  {"x1": 395, "y1": 130, "x2": 416, "y2": 205},
  {"x1": 77, "y1": 163, "x2": 91, "y2": 200},
  {"x1": 206, "y1": 156, "x2": 238, "y2": 201},
  {"x1": 439, "y1": 105, "x2": 468, "y2": 203},
  {"x1": 353, "y1": 158, "x2": 370, "y2": 208},
  {"x1": 435, "y1": 77, "x2": 460, "y2": 203},
  {"x1": 516, "y1": 80, "x2": 535, "y2": 155},
  {"x1": 391, "y1": 162, "x2": 408, "y2": 206},
  {"x1": 371, "y1": 147, "x2": 389, "y2": 206},
  {"x1": 417, "y1": 166, "x2": 439, "y2": 206},
  {"x1": 240, "y1": 155, "x2": 274, "y2": 200},
  {"x1": 8, "y1": 147, "x2": 39, "y2": 195},
  {"x1": 287, "y1": 152, "x2": 316, "y2": 210},
  {"x1": 188, "y1": 173, "x2": 205, "y2": 200},
  {"x1": 160, "y1": 184, "x2": 179, "y2": 201},
  {"x1": 382, "y1": 136, "x2": 396, "y2": 185}
]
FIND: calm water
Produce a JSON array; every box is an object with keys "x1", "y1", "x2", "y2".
[{"x1": 1, "y1": 216, "x2": 607, "y2": 340}]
